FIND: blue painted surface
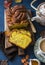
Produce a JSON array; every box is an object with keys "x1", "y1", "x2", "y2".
[{"x1": 0, "y1": 0, "x2": 45, "y2": 65}]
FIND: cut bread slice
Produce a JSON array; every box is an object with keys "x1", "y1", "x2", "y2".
[{"x1": 9, "y1": 29, "x2": 32, "y2": 49}]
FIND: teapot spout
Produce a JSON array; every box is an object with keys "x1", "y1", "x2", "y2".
[{"x1": 31, "y1": 16, "x2": 38, "y2": 21}]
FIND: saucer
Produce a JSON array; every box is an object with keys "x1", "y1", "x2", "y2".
[{"x1": 34, "y1": 37, "x2": 45, "y2": 63}]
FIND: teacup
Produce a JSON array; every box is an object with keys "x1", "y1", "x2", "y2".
[{"x1": 37, "y1": 38, "x2": 45, "y2": 58}]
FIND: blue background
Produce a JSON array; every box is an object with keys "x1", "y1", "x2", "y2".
[{"x1": 0, "y1": 0, "x2": 45, "y2": 65}]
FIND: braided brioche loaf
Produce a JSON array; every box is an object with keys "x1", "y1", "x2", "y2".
[{"x1": 6, "y1": 5, "x2": 29, "y2": 29}]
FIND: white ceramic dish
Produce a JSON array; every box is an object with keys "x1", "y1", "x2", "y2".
[
  {"x1": 29, "y1": 59, "x2": 40, "y2": 65},
  {"x1": 34, "y1": 37, "x2": 45, "y2": 63}
]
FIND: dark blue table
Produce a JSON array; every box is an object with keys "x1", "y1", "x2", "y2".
[{"x1": 0, "y1": 0, "x2": 45, "y2": 65}]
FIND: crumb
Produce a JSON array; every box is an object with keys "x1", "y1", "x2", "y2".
[
  {"x1": 25, "y1": 55, "x2": 29, "y2": 60},
  {"x1": 21, "y1": 58, "x2": 26, "y2": 63}
]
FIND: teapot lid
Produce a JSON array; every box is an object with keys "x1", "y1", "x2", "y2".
[{"x1": 38, "y1": 3, "x2": 45, "y2": 16}]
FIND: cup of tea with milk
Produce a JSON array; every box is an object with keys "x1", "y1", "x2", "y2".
[{"x1": 37, "y1": 38, "x2": 45, "y2": 57}]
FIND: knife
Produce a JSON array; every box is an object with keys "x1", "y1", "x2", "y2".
[{"x1": 27, "y1": 11, "x2": 36, "y2": 33}]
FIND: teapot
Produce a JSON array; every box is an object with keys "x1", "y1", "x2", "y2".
[{"x1": 31, "y1": 0, "x2": 45, "y2": 26}]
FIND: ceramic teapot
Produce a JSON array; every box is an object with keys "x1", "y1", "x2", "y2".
[{"x1": 31, "y1": 0, "x2": 45, "y2": 26}]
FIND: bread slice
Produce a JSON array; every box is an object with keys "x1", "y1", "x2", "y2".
[{"x1": 9, "y1": 29, "x2": 32, "y2": 49}]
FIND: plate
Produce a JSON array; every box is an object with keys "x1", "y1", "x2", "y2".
[
  {"x1": 4, "y1": 10, "x2": 35, "y2": 49},
  {"x1": 34, "y1": 37, "x2": 45, "y2": 63}
]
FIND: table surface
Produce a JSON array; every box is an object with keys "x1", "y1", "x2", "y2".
[{"x1": 0, "y1": 0, "x2": 45, "y2": 65}]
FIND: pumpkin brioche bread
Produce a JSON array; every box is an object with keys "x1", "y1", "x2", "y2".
[
  {"x1": 9, "y1": 29, "x2": 32, "y2": 49},
  {"x1": 6, "y1": 5, "x2": 29, "y2": 29}
]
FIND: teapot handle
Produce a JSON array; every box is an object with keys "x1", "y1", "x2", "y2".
[{"x1": 30, "y1": 0, "x2": 37, "y2": 11}]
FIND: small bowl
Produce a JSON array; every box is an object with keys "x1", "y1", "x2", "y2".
[{"x1": 29, "y1": 59, "x2": 40, "y2": 65}]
